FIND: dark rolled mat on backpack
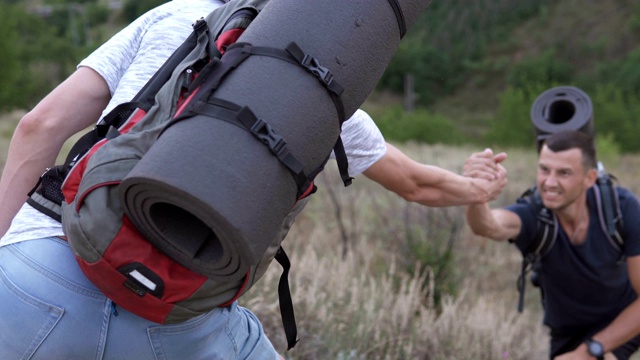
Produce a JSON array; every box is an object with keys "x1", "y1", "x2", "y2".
[
  {"x1": 530, "y1": 86, "x2": 594, "y2": 150},
  {"x1": 120, "y1": 0, "x2": 430, "y2": 279}
]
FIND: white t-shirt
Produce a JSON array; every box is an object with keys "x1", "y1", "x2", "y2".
[{"x1": 1, "y1": 0, "x2": 386, "y2": 246}]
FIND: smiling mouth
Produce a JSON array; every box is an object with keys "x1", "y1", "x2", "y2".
[{"x1": 541, "y1": 189, "x2": 561, "y2": 201}]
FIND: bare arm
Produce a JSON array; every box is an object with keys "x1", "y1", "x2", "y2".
[
  {"x1": 465, "y1": 204, "x2": 522, "y2": 242},
  {"x1": 555, "y1": 255, "x2": 640, "y2": 359},
  {"x1": 362, "y1": 143, "x2": 507, "y2": 207},
  {"x1": 0, "y1": 67, "x2": 111, "y2": 237}
]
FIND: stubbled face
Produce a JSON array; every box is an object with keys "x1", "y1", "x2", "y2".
[{"x1": 536, "y1": 145, "x2": 594, "y2": 211}]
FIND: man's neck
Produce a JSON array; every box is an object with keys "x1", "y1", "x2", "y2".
[{"x1": 555, "y1": 194, "x2": 590, "y2": 245}]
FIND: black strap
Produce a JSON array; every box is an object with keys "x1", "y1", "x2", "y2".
[
  {"x1": 332, "y1": 137, "x2": 353, "y2": 187},
  {"x1": 274, "y1": 247, "x2": 299, "y2": 350},
  {"x1": 223, "y1": 42, "x2": 347, "y2": 126},
  {"x1": 133, "y1": 18, "x2": 210, "y2": 105},
  {"x1": 516, "y1": 255, "x2": 531, "y2": 313},
  {"x1": 598, "y1": 178, "x2": 618, "y2": 237},
  {"x1": 285, "y1": 42, "x2": 346, "y2": 125},
  {"x1": 514, "y1": 186, "x2": 557, "y2": 312},
  {"x1": 179, "y1": 98, "x2": 313, "y2": 196},
  {"x1": 595, "y1": 177, "x2": 624, "y2": 250},
  {"x1": 237, "y1": 42, "x2": 352, "y2": 186},
  {"x1": 385, "y1": 0, "x2": 406, "y2": 38}
]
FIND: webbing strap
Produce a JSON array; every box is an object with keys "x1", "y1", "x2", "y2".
[
  {"x1": 333, "y1": 137, "x2": 353, "y2": 186},
  {"x1": 516, "y1": 255, "x2": 532, "y2": 313},
  {"x1": 514, "y1": 186, "x2": 557, "y2": 313},
  {"x1": 133, "y1": 18, "x2": 210, "y2": 105},
  {"x1": 185, "y1": 41, "x2": 352, "y2": 187},
  {"x1": 274, "y1": 247, "x2": 299, "y2": 350},
  {"x1": 284, "y1": 42, "x2": 346, "y2": 125},
  {"x1": 385, "y1": 0, "x2": 406, "y2": 38},
  {"x1": 595, "y1": 180, "x2": 624, "y2": 250},
  {"x1": 184, "y1": 98, "x2": 312, "y2": 196}
]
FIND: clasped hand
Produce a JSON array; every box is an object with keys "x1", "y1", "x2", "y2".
[{"x1": 464, "y1": 148, "x2": 508, "y2": 202}]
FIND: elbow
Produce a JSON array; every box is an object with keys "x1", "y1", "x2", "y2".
[
  {"x1": 16, "y1": 110, "x2": 52, "y2": 136},
  {"x1": 470, "y1": 226, "x2": 491, "y2": 238},
  {"x1": 14, "y1": 108, "x2": 64, "y2": 143}
]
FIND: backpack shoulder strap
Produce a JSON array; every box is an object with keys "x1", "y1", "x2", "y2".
[
  {"x1": 515, "y1": 185, "x2": 557, "y2": 312},
  {"x1": 516, "y1": 186, "x2": 558, "y2": 258},
  {"x1": 593, "y1": 162, "x2": 625, "y2": 255}
]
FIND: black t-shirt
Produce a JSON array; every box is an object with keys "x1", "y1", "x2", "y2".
[{"x1": 506, "y1": 186, "x2": 640, "y2": 333}]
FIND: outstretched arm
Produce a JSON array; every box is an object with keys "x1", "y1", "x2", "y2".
[
  {"x1": 362, "y1": 143, "x2": 507, "y2": 207},
  {"x1": 0, "y1": 67, "x2": 111, "y2": 237}
]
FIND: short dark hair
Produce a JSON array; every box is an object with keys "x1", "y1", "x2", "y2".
[{"x1": 542, "y1": 130, "x2": 597, "y2": 170}]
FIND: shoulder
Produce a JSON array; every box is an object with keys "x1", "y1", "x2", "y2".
[
  {"x1": 341, "y1": 109, "x2": 381, "y2": 140},
  {"x1": 616, "y1": 186, "x2": 639, "y2": 203},
  {"x1": 81, "y1": 0, "x2": 223, "y2": 114},
  {"x1": 505, "y1": 200, "x2": 538, "y2": 224},
  {"x1": 341, "y1": 109, "x2": 386, "y2": 151},
  {"x1": 503, "y1": 199, "x2": 541, "y2": 252},
  {"x1": 338, "y1": 110, "x2": 387, "y2": 174},
  {"x1": 614, "y1": 186, "x2": 640, "y2": 220}
]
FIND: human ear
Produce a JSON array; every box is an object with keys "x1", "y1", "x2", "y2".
[{"x1": 584, "y1": 168, "x2": 598, "y2": 187}]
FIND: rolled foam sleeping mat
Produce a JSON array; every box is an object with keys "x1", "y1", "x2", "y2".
[
  {"x1": 119, "y1": 0, "x2": 430, "y2": 280},
  {"x1": 530, "y1": 86, "x2": 594, "y2": 148}
]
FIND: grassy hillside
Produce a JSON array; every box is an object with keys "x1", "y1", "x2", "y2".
[{"x1": 391, "y1": 0, "x2": 640, "y2": 140}]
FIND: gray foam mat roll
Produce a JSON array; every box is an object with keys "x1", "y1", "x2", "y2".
[
  {"x1": 531, "y1": 86, "x2": 594, "y2": 147},
  {"x1": 120, "y1": 0, "x2": 431, "y2": 279}
]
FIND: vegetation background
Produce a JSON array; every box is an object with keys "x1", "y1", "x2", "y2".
[{"x1": 1, "y1": 0, "x2": 640, "y2": 358}]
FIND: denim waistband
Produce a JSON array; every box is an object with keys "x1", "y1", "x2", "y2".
[{"x1": 0, "y1": 237, "x2": 104, "y2": 300}]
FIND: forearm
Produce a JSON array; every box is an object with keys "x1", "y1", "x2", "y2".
[
  {"x1": 404, "y1": 164, "x2": 491, "y2": 206},
  {"x1": 592, "y1": 298, "x2": 640, "y2": 353},
  {"x1": 363, "y1": 143, "x2": 505, "y2": 207},
  {"x1": 466, "y1": 203, "x2": 498, "y2": 238},
  {"x1": 465, "y1": 204, "x2": 518, "y2": 242}
]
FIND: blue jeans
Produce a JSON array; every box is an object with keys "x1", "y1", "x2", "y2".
[{"x1": 0, "y1": 237, "x2": 279, "y2": 360}]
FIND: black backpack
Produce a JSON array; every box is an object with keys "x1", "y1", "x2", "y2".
[{"x1": 514, "y1": 162, "x2": 624, "y2": 312}]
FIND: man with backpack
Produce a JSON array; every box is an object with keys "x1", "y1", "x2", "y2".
[
  {"x1": 465, "y1": 130, "x2": 640, "y2": 360},
  {"x1": 0, "y1": 0, "x2": 507, "y2": 358}
]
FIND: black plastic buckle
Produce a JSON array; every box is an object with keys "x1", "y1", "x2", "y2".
[
  {"x1": 192, "y1": 17, "x2": 207, "y2": 32},
  {"x1": 250, "y1": 119, "x2": 286, "y2": 156},
  {"x1": 300, "y1": 55, "x2": 333, "y2": 85}
]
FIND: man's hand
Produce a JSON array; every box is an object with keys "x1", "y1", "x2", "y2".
[
  {"x1": 464, "y1": 148, "x2": 508, "y2": 180},
  {"x1": 464, "y1": 148, "x2": 508, "y2": 203}
]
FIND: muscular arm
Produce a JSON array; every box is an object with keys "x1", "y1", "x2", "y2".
[
  {"x1": 0, "y1": 67, "x2": 111, "y2": 237},
  {"x1": 362, "y1": 143, "x2": 507, "y2": 207},
  {"x1": 465, "y1": 204, "x2": 522, "y2": 242}
]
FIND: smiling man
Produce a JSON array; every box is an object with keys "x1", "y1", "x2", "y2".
[{"x1": 464, "y1": 130, "x2": 640, "y2": 360}]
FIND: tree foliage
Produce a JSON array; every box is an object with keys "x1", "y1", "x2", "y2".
[
  {"x1": 122, "y1": 0, "x2": 166, "y2": 22},
  {"x1": 0, "y1": 5, "x2": 80, "y2": 111}
]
